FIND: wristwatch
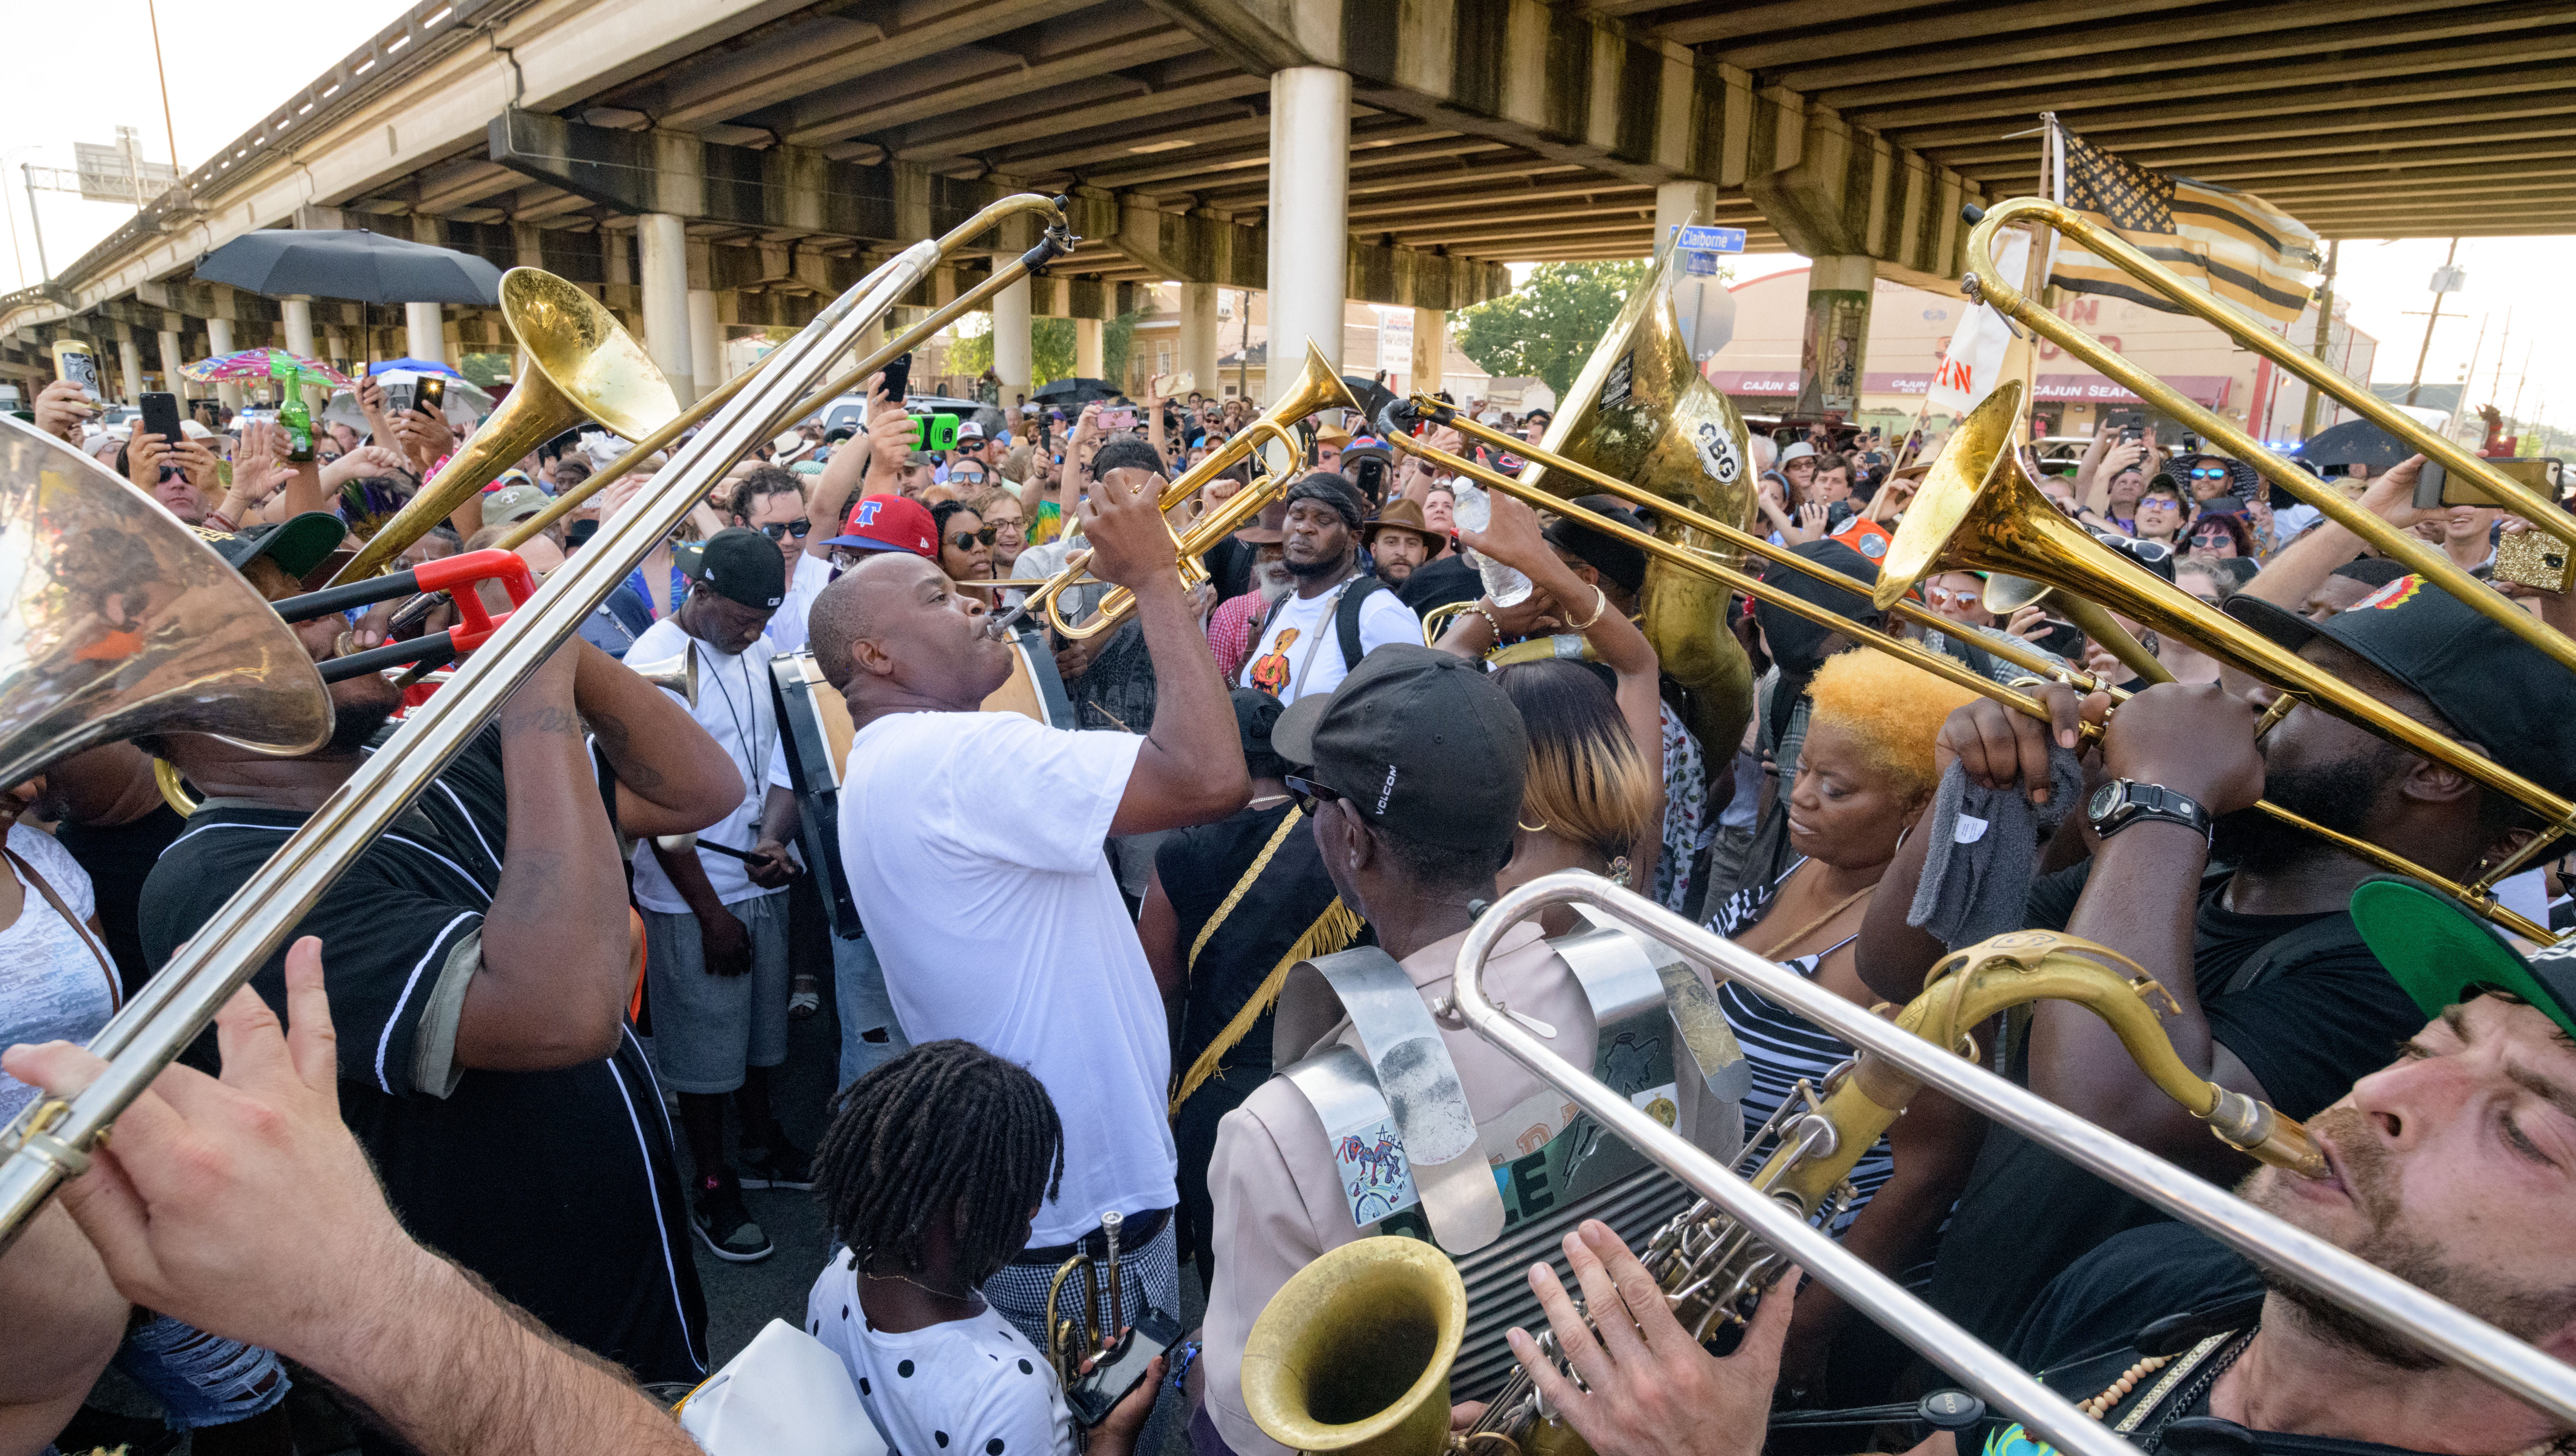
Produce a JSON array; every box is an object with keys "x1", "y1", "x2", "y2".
[{"x1": 2085, "y1": 779, "x2": 2213, "y2": 844}]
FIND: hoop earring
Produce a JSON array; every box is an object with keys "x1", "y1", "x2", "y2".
[{"x1": 1518, "y1": 819, "x2": 1549, "y2": 834}]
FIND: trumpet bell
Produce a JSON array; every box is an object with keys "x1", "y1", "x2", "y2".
[
  {"x1": 0, "y1": 417, "x2": 333, "y2": 788},
  {"x1": 331, "y1": 267, "x2": 682, "y2": 584},
  {"x1": 627, "y1": 643, "x2": 700, "y2": 707},
  {"x1": 1243, "y1": 1236, "x2": 1467, "y2": 1456}
]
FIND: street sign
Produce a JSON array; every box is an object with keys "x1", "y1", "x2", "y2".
[{"x1": 1673, "y1": 225, "x2": 1746, "y2": 254}]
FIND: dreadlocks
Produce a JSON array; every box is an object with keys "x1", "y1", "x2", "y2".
[{"x1": 814, "y1": 1039, "x2": 1064, "y2": 1285}]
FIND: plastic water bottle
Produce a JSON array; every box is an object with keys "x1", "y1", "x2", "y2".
[{"x1": 1445, "y1": 478, "x2": 1532, "y2": 606}]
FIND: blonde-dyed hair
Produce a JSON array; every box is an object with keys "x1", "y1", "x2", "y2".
[
  {"x1": 1802, "y1": 650, "x2": 1981, "y2": 801},
  {"x1": 1495, "y1": 661, "x2": 1658, "y2": 860}
]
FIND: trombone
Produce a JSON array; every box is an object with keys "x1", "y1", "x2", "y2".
[
  {"x1": 983, "y1": 342, "x2": 1346, "y2": 644},
  {"x1": 0, "y1": 194, "x2": 1076, "y2": 1253},
  {"x1": 1350, "y1": 383, "x2": 2558, "y2": 943},
  {"x1": 1246, "y1": 873, "x2": 2576, "y2": 1456}
]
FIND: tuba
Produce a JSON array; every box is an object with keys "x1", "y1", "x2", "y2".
[
  {"x1": 1247, "y1": 921, "x2": 2320, "y2": 1456},
  {"x1": 1518, "y1": 247, "x2": 1761, "y2": 765},
  {"x1": 0, "y1": 416, "x2": 333, "y2": 788}
]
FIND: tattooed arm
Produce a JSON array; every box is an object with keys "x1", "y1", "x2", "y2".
[
  {"x1": 568, "y1": 639, "x2": 740, "y2": 837},
  {"x1": 454, "y1": 645, "x2": 646, "y2": 1071}
]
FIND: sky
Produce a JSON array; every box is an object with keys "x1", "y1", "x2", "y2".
[{"x1": 4, "y1": 4, "x2": 2565, "y2": 431}]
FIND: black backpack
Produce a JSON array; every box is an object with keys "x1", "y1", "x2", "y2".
[{"x1": 1240, "y1": 575, "x2": 1388, "y2": 688}]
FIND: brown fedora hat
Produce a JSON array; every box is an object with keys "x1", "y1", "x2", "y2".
[
  {"x1": 1362, "y1": 497, "x2": 1439, "y2": 546},
  {"x1": 1234, "y1": 499, "x2": 1290, "y2": 545}
]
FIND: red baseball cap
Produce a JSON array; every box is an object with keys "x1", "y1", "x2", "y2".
[{"x1": 822, "y1": 493, "x2": 936, "y2": 557}]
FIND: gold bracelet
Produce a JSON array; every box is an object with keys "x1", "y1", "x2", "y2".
[{"x1": 1569, "y1": 584, "x2": 1610, "y2": 631}]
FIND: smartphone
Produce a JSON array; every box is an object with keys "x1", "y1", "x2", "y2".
[
  {"x1": 1100, "y1": 406, "x2": 1137, "y2": 431},
  {"x1": 1173, "y1": 370, "x2": 1195, "y2": 395},
  {"x1": 140, "y1": 391, "x2": 184, "y2": 444},
  {"x1": 414, "y1": 376, "x2": 448, "y2": 415},
  {"x1": 385, "y1": 380, "x2": 415, "y2": 416},
  {"x1": 913, "y1": 411, "x2": 960, "y2": 453},
  {"x1": 2415, "y1": 456, "x2": 2548, "y2": 510},
  {"x1": 2031, "y1": 617, "x2": 2087, "y2": 661},
  {"x1": 1064, "y1": 1306, "x2": 1181, "y2": 1428},
  {"x1": 878, "y1": 351, "x2": 913, "y2": 405},
  {"x1": 52, "y1": 341, "x2": 102, "y2": 404}
]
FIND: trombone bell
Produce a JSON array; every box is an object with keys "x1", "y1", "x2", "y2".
[
  {"x1": 1243, "y1": 1236, "x2": 1466, "y2": 1456},
  {"x1": 0, "y1": 417, "x2": 333, "y2": 788}
]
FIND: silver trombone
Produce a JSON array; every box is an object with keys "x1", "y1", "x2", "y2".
[{"x1": 1443, "y1": 872, "x2": 2576, "y2": 1445}]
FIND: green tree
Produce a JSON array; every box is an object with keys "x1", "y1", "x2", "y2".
[
  {"x1": 1455, "y1": 261, "x2": 1652, "y2": 398},
  {"x1": 945, "y1": 311, "x2": 1143, "y2": 388}
]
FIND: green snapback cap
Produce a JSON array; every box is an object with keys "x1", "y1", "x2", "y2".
[{"x1": 2348, "y1": 877, "x2": 2576, "y2": 1043}]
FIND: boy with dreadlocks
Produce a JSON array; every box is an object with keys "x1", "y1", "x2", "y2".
[{"x1": 807, "y1": 1040, "x2": 1165, "y2": 1456}]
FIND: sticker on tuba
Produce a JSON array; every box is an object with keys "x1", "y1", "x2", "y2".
[{"x1": 1695, "y1": 420, "x2": 1743, "y2": 485}]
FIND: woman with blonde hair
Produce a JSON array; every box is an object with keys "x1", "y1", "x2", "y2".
[
  {"x1": 1705, "y1": 646, "x2": 1985, "y2": 1402},
  {"x1": 1490, "y1": 659, "x2": 1660, "y2": 933}
]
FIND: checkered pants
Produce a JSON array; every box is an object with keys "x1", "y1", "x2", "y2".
[{"x1": 982, "y1": 1214, "x2": 1181, "y2": 1357}]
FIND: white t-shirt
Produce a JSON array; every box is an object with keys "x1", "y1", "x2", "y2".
[
  {"x1": 807, "y1": 1255, "x2": 1074, "y2": 1456},
  {"x1": 1241, "y1": 578, "x2": 1421, "y2": 704},
  {"x1": 626, "y1": 617, "x2": 786, "y2": 914},
  {"x1": 0, "y1": 826, "x2": 110, "y2": 1126},
  {"x1": 835, "y1": 710, "x2": 1173, "y2": 1244},
  {"x1": 765, "y1": 552, "x2": 835, "y2": 654}
]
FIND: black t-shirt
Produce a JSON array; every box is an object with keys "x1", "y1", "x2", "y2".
[
  {"x1": 1926, "y1": 861, "x2": 2421, "y2": 1348},
  {"x1": 1396, "y1": 553, "x2": 1480, "y2": 617},
  {"x1": 140, "y1": 728, "x2": 707, "y2": 1383},
  {"x1": 1159, "y1": 800, "x2": 1341, "y2": 1091},
  {"x1": 1986, "y1": 1224, "x2": 2430, "y2": 1456},
  {"x1": 54, "y1": 803, "x2": 185, "y2": 1000}
]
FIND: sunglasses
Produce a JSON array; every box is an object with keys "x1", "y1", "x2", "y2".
[
  {"x1": 2188, "y1": 467, "x2": 2230, "y2": 480},
  {"x1": 950, "y1": 527, "x2": 998, "y2": 550},
  {"x1": 1284, "y1": 774, "x2": 1349, "y2": 815},
  {"x1": 1925, "y1": 586, "x2": 1981, "y2": 608},
  {"x1": 757, "y1": 520, "x2": 813, "y2": 541}
]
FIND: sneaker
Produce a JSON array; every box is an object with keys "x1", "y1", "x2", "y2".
[
  {"x1": 738, "y1": 1139, "x2": 815, "y2": 1191},
  {"x1": 692, "y1": 1173, "x2": 774, "y2": 1262}
]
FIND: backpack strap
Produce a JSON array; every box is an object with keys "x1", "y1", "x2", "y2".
[{"x1": 1335, "y1": 574, "x2": 1386, "y2": 672}]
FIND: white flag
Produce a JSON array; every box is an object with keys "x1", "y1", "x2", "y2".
[{"x1": 1926, "y1": 232, "x2": 2029, "y2": 416}]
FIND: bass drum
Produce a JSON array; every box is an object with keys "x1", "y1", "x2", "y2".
[{"x1": 770, "y1": 628, "x2": 1076, "y2": 936}]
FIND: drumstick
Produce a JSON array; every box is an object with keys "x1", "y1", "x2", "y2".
[{"x1": 650, "y1": 834, "x2": 761, "y2": 863}]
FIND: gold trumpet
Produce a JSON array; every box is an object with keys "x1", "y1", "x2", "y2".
[
  {"x1": 1246, "y1": 925, "x2": 2320, "y2": 1456},
  {"x1": 987, "y1": 342, "x2": 1346, "y2": 644},
  {"x1": 333, "y1": 270, "x2": 680, "y2": 583},
  {"x1": 1363, "y1": 389, "x2": 2557, "y2": 941}
]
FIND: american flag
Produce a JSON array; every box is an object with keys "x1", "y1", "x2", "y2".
[{"x1": 2052, "y1": 127, "x2": 2322, "y2": 327}]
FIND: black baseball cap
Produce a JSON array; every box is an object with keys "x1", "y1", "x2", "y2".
[
  {"x1": 2349, "y1": 877, "x2": 2576, "y2": 1043},
  {"x1": 2226, "y1": 574, "x2": 2576, "y2": 801},
  {"x1": 680, "y1": 526, "x2": 787, "y2": 609},
  {"x1": 1270, "y1": 644, "x2": 1528, "y2": 851},
  {"x1": 1232, "y1": 686, "x2": 1290, "y2": 782},
  {"x1": 201, "y1": 512, "x2": 345, "y2": 582}
]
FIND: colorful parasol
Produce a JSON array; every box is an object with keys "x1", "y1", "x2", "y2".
[{"x1": 180, "y1": 348, "x2": 355, "y2": 393}]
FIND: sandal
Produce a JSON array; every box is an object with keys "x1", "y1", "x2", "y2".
[{"x1": 788, "y1": 975, "x2": 822, "y2": 1021}]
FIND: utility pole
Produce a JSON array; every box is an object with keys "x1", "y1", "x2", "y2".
[
  {"x1": 2510, "y1": 339, "x2": 2537, "y2": 426},
  {"x1": 2405, "y1": 236, "x2": 2462, "y2": 407},
  {"x1": 2445, "y1": 311, "x2": 2488, "y2": 441},
  {"x1": 146, "y1": 0, "x2": 183, "y2": 176},
  {"x1": 2298, "y1": 239, "x2": 2340, "y2": 439},
  {"x1": 2490, "y1": 306, "x2": 2513, "y2": 406},
  {"x1": 21, "y1": 165, "x2": 48, "y2": 284}
]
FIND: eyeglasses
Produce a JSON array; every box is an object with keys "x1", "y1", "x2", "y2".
[
  {"x1": 950, "y1": 528, "x2": 998, "y2": 550},
  {"x1": 757, "y1": 521, "x2": 812, "y2": 541},
  {"x1": 1284, "y1": 774, "x2": 1348, "y2": 815}
]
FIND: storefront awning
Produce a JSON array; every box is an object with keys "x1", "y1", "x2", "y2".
[{"x1": 1705, "y1": 367, "x2": 2234, "y2": 410}]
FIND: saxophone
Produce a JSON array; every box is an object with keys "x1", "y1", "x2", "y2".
[{"x1": 1248, "y1": 928, "x2": 2322, "y2": 1456}]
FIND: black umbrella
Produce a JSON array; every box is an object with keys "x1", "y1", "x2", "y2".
[
  {"x1": 1030, "y1": 376, "x2": 1121, "y2": 405},
  {"x1": 2296, "y1": 418, "x2": 2412, "y2": 473},
  {"x1": 193, "y1": 229, "x2": 503, "y2": 306}
]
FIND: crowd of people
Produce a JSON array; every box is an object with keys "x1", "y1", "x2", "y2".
[{"x1": 1, "y1": 338, "x2": 2572, "y2": 1456}]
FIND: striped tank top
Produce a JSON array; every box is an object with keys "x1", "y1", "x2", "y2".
[{"x1": 1705, "y1": 857, "x2": 1894, "y2": 1231}]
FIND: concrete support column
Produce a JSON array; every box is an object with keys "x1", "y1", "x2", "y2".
[
  {"x1": 1265, "y1": 66, "x2": 1351, "y2": 403},
  {"x1": 117, "y1": 339, "x2": 144, "y2": 402},
  {"x1": 281, "y1": 298, "x2": 316, "y2": 359},
  {"x1": 1411, "y1": 308, "x2": 1446, "y2": 396},
  {"x1": 1792, "y1": 255, "x2": 1875, "y2": 419},
  {"x1": 1654, "y1": 182, "x2": 1721, "y2": 258},
  {"x1": 1075, "y1": 317, "x2": 1104, "y2": 380},
  {"x1": 403, "y1": 303, "x2": 442, "y2": 366},
  {"x1": 687, "y1": 288, "x2": 721, "y2": 398},
  {"x1": 206, "y1": 318, "x2": 241, "y2": 410},
  {"x1": 324, "y1": 329, "x2": 347, "y2": 374},
  {"x1": 1178, "y1": 284, "x2": 1221, "y2": 395},
  {"x1": 158, "y1": 329, "x2": 186, "y2": 399},
  {"x1": 991, "y1": 271, "x2": 1032, "y2": 396},
  {"x1": 637, "y1": 213, "x2": 696, "y2": 404}
]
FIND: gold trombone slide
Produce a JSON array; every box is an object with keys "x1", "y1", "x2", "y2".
[{"x1": 1357, "y1": 388, "x2": 2556, "y2": 944}]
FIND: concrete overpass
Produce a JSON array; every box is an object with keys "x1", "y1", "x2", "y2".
[{"x1": 6, "y1": 0, "x2": 2569, "y2": 419}]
